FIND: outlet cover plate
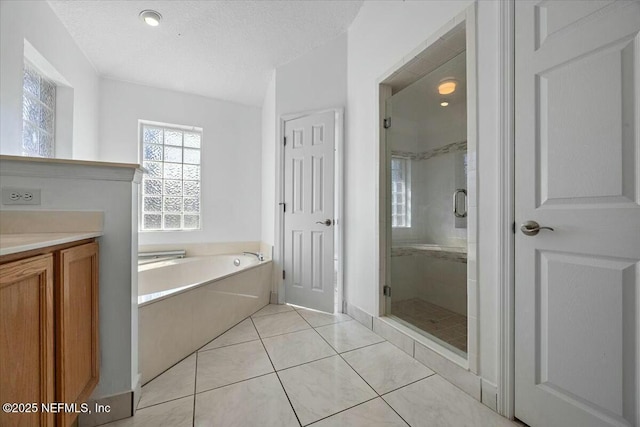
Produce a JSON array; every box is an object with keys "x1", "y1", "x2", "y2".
[{"x1": 1, "y1": 187, "x2": 41, "y2": 205}]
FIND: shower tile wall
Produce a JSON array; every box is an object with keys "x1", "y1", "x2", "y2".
[
  {"x1": 390, "y1": 128, "x2": 467, "y2": 247},
  {"x1": 390, "y1": 255, "x2": 467, "y2": 316}
]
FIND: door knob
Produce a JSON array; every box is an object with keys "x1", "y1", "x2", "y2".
[
  {"x1": 316, "y1": 219, "x2": 333, "y2": 226},
  {"x1": 520, "y1": 220, "x2": 554, "y2": 236}
]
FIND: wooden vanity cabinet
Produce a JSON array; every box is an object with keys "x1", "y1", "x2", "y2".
[
  {"x1": 0, "y1": 254, "x2": 55, "y2": 427},
  {"x1": 0, "y1": 239, "x2": 99, "y2": 427},
  {"x1": 56, "y1": 242, "x2": 99, "y2": 427}
]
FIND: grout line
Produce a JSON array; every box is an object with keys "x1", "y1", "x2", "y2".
[
  {"x1": 310, "y1": 318, "x2": 382, "y2": 398},
  {"x1": 250, "y1": 315, "x2": 303, "y2": 427},
  {"x1": 194, "y1": 371, "x2": 275, "y2": 396},
  {"x1": 379, "y1": 373, "x2": 435, "y2": 396},
  {"x1": 306, "y1": 318, "x2": 352, "y2": 328},
  {"x1": 136, "y1": 393, "x2": 194, "y2": 412},
  {"x1": 257, "y1": 325, "x2": 312, "y2": 340},
  {"x1": 296, "y1": 319, "x2": 385, "y2": 426},
  {"x1": 195, "y1": 317, "x2": 253, "y2": 352},
  {"x1": 309, "y1": 316, "x2": 386, "y2": 363},
  {"x1": 379, "y1": 396, "x2": 412, "y2": 427},
  {"x1": 142, "y1": 351, "x2": 196, "y2": 387},
  {"x1": 303, "y1": 396, "x2": 380, "y2": 426},
  {"x1": 192, "y1": 350, "x2": 198, "y2": 427},
  {"x1": 197, "y1": 337, "x2": 260, "y2": 353},
  {"x1": 273, "y1": 353, "x2": 337, "y2": 373},
  {"x1": 251, "y1": 307, "x2": 296, "y2": 319},
  {"x1": 336, "y1": 340, "x2": 387, "y2": 355}
]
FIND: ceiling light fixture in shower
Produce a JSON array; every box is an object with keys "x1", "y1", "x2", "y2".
[
  {"x1": 440, "y1": 100, "x2": 449, "y2": 107},
  {"x1": 140, "y1": 10, "x2": 162, "y2": 27},
  {"x1": 438, "y1": 79, "x2": 457, "y2": 95}
]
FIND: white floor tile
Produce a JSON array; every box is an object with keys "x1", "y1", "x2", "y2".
[
  {"x1": 194, "y1": 373, "x2": 298, "y2": 427},
  {"x1": 315, "y1": 320, "x2": 385, "y2": 353},
  {"x1": 252, "y1": 310, "x2": 311, "y2": 338},
  {"x1": 195, "y1": 340, "x2": 273, "y2": 392},
  {"x1": 383, "y1": 375, "x2": 517, "y2": 427},
  {"x1": 199, "y1": 318, "x2": 259, "y2": 351},
  {"x1": 278, "y1": 355, "x2": 376, "y2": 426},
  {"x1": 311, "y1": 398, "x2": 408, "y2": 427},
  {"x1": 296, "y1": 307, "x2": 352, "y2": 327},
  {"x1": 262, "y1": 329, "x2": 336, "y2": 370},
  {"x1": 104, "y1": 396, "x2": 193, "y2": 427},
  {"x1": 252, "y1": 303, "x2": 295, "y2": 318},
  {"x1": 342, "y1": 341, "x2": 434, "y2": 394},
  {"x1": 138, "y1": 354, "x2": 196, "y2": 409}
]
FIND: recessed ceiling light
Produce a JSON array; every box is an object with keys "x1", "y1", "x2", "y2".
[
  {"x1": 440, "y1": 100, "x2": 449, "y2": 107},
  {"x1": 140, "y1": 10, "x2": 162, "y2": 27},
  {"x1": 438, "y1": 80, "x2": 457, "y2": 95}
]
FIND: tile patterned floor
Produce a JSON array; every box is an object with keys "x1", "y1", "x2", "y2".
[
  {"x1": 104, "y1": 304, "x2": 516, "y2": 427},
  {"x1": 392, "y1": 298, "x2": 468, "y2": 353}
]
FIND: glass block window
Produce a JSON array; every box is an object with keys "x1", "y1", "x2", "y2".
[
  {"x1": 22, "y1": 62, "x2": 56, "y2": 157},
  {"x1": 391, "y1": 156, "x2": 411, "y2": 228},
  {"x1": 141, "y1": 123, "x2": 202, "y2": 231}
]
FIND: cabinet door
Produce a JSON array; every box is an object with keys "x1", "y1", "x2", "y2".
[
  {"x1": 57, "y1": 242, "x2": 99, "y2": 427},
  {"x1": 0, "y1": 254, "x2": 55, "y2": 427}
]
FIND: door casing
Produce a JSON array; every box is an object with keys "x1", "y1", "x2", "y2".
[
  {"x1": 376, "y1": 3, "x2": 479, "y2": 373},
  {"x1": 496, "y1": 0, "x2": 516, "y2": 420},
  {"x1": 275, "y1": 108, "x2": 344, "y2": 313}
]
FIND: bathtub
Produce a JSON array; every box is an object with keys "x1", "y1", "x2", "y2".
[{"x1": 138, "y1": 254, "x2": 272, "y2": 384}]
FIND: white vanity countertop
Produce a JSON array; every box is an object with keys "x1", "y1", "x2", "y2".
[{"x1": 0, "y1": 232, "x2": 103, "y2": 256}]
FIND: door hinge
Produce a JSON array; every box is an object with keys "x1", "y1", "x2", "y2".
[
  {"x1": 284, "y1": 136, "x2": 287, "y2": 146},
  {"x1": 279, "y1": 202, "x2": 286, "y2": 213},
  {"x1": 512, "y1": 222, "x2": 516, "y2": 234},
  {"x1": 383, "y1": 118, "x2": 391, "y2": 129},
  {"x1": 383, "y1": 285, "x2": 391, "y2": 297},
  {"x1": 282, "y1": 270, "x2": 286, "y2": 280}
]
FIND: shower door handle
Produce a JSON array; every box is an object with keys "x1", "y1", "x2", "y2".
[{"x1": 453, "y1": 189, "x2": 467, "y2": 218}]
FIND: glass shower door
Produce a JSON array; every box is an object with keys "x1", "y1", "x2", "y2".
[{"x1": 385, "y1": 52, "x2": 469, "y2": 356}]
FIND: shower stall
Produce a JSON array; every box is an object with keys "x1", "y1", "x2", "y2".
[{"x1": 384, "y1": 50, "x2": 469, "y2": 356}]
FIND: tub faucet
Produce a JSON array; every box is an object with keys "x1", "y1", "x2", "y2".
[{"x1": 243, "y1": 252, "x2": 264, "y2": 261}]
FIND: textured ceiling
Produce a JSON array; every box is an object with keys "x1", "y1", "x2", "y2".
[{"x1": 47, "y1": 0, "x2": 363, "y2": 106}]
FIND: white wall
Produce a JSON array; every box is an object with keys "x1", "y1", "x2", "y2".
[
  {"x1": 261, "y1": 72, "x2": 277, "y2": 247},
  {"x1": 275, "y1": 33, "x2": 348, "y2": 118},
  {"x1": 98, "y1": 78, "x2": 262, "y2": 246},
  {"x1": 345, "y1": 0, "x2": 501, "y2": 385},
  {"x1": 261, "y1": 33, "x2": 348, "y2": 249},
  {"x1": 0, "y1": 0, "x2": 100, "y2": 160}
]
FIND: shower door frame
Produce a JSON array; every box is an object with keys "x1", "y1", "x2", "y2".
[{"x1": 375, "y1": 4, "x2": 479, "y2": 374}]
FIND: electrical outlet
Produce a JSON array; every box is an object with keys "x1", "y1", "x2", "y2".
[{"x1": 1, "y1": 188, "x2": 41, "y2": 205}]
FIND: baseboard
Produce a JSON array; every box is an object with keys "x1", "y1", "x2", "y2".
[
  {"x1": 344, "y1": 301, "x2": 373, "y2": 330},
  {"x1": 77, "y1": 388, "x2": 134, "y2": 427},
  {"x1": 132, "y1": 374, "x2": 142, "y2": 414},
  {"x1": 481, "y1": 379, "x2": 498, "y2": 411}
]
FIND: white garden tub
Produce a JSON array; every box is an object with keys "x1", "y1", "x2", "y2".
[{"x1": 138, "y1": 254, "x2": 272, "y2": 383}]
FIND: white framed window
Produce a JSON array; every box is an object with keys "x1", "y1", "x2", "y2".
[
  {"x1": 391, "y1": 156, "x2": 411, "y2": 228},
  {"x1": 22, "y1": 61, "x2": 56, "y2": 157},
  {"x1": 140, "y1": 122, "x2": 202, "y2": 231}
]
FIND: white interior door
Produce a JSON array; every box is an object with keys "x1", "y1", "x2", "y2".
[
  {"x1": 283, "y1": 111, "x2": 335, "y2": 313},
  {"x1": 515, "y1": 1, "x2": 640, "y2": 426}
]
